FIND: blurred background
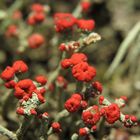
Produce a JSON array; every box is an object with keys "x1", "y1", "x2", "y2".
[{"x1": 0, "y1": 0, "x2": 140, "y2": 140}]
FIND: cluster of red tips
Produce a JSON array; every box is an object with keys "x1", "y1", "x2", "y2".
[
  {"x1": 99, "y1": 95, "x2": 138, "y2": 127},
  {"x1": 61, "y1": 53, "x2": 96, "y2": 82},
  {"x1": 54, "y1": 13, "x2": 95, "y2": 32},
  {"x1": 27, "y1": 3, "x2": 45, "y2": 25},
  {"x1": 54, "y1": 13, "x2": 77, "y2": 32},
  {"x1": 77, "y1": 93, "x2": 138, "y2": 136},
  {"x1": 99, "y1": 97, "x2": 121, "y2": 124},
  {"x1": 123, "y1": 115, "x2": 138, "y2": 128},
  {"x1": 0, "y1": 60, "x2": 28, "y2": 88},
  {"x1": 0, "y1": 61, "x2": 47, "y2": 116}
]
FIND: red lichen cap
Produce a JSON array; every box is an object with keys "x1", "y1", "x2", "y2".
[
  {"x1": 37, "y1": 92, "x2": 46, "y2": 103},
  {"x1": 54, "y1": 13, "x2": 77, "y2": 32},
  {"x1": 38, "y1": 87, "x2": 46, "y2": 95},
  {"x1": 92, "y1": 81, "x2": 103, "y2": 93},
  {"x1": 30, "y1": 109, "x2": 37, "y2": 115},
  {"x1": 27, "y1": 15, "x2": 36, "y2": 25},
  {"x1": 35, "y1": 75, "x2": 47, "y2": 85},
  {"x1": 125, "y1": 115, "x2": 130, "y2": 120},
  {"x1": 33, "y1": 89, "x2": 46, "y2": 103},
  {"x1": 5, "y1": 24, "x2": 18, "y2": 37},
  {"x1": 130, "y1": 115, "x2": 137, "y2": 122},
  {"x1": 70, "y1": 53, "x2": 88, "y2": 66},
  {"x1": 76, "y1": 19, "x2": 95, "y2": 31},
  {"x1": 100, "y1": 108, "x2": 106, "y2": 116},
  {"x1": 28, "y1": 33, "x2": 45, "y2": 49},
  {"x1": 72, "y1": 62, "x2": 96, "y2": 82},
  {"x1": 59, "y1": 43, "x2": 67, "y2": 51},
  {"x1": 33, "y1": 12, "x2": 45, "y2": 22},
  {"x1": 81, "y1": 2, "x2": 91, "y2": 12},
  {"x1": 5, "y1": 80, "x2": 16, "y2": 88},
  {"x1": 81, "y1": 100, "x2": 88, "y2": 109},
  {"x1": 71, "y1": 93, "x2": 82, "y2": 101},
  {"x1": 82, "y1": 105, "x2": 100, "y2": 125},
  {"x1": 79, "y1": 127, "x2": 89, "y2": 136},
  {"x1": 1, "y1": 66, "x2": 15, "y2": 81},
  {"x1": 14, "y1": 79, "x2": 36, "y2": 99},
  {"x1": 91, "y1": 125, "x2": 97, "y2": 131},
  {"x1": 27, "y1": 11, "x2": 45, "y2": 25},
  {"x1": 64, "y1": 97, "x2": 81, "y2": 113},
  {"x1": 104, "y1": 103, "x2": 120, "y2": 124},
  {"x1": 61, "y1": 53, "x2": 87, "y2": 69},
  {"x1": 51, "y1": 122, "x2": 61, "y2": 132},
  {"x1": 31, "y1": 3, "x2": 44, "y2": 13},
  {"x1": 82, "y1": 111, "x2": 94, "y2": 125},
  {"x1": 99, "y1": 96, "x2": 105, "y2": 105},
  {"x1": 12, "y1": 60, "x2": 28, "y2": 73},
  {"x1": 16, "y1": 107, "x2": 25, "y2": 115},
  {"x1": 61, "y1": 59, "x2": 72, "y2": 69}
]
